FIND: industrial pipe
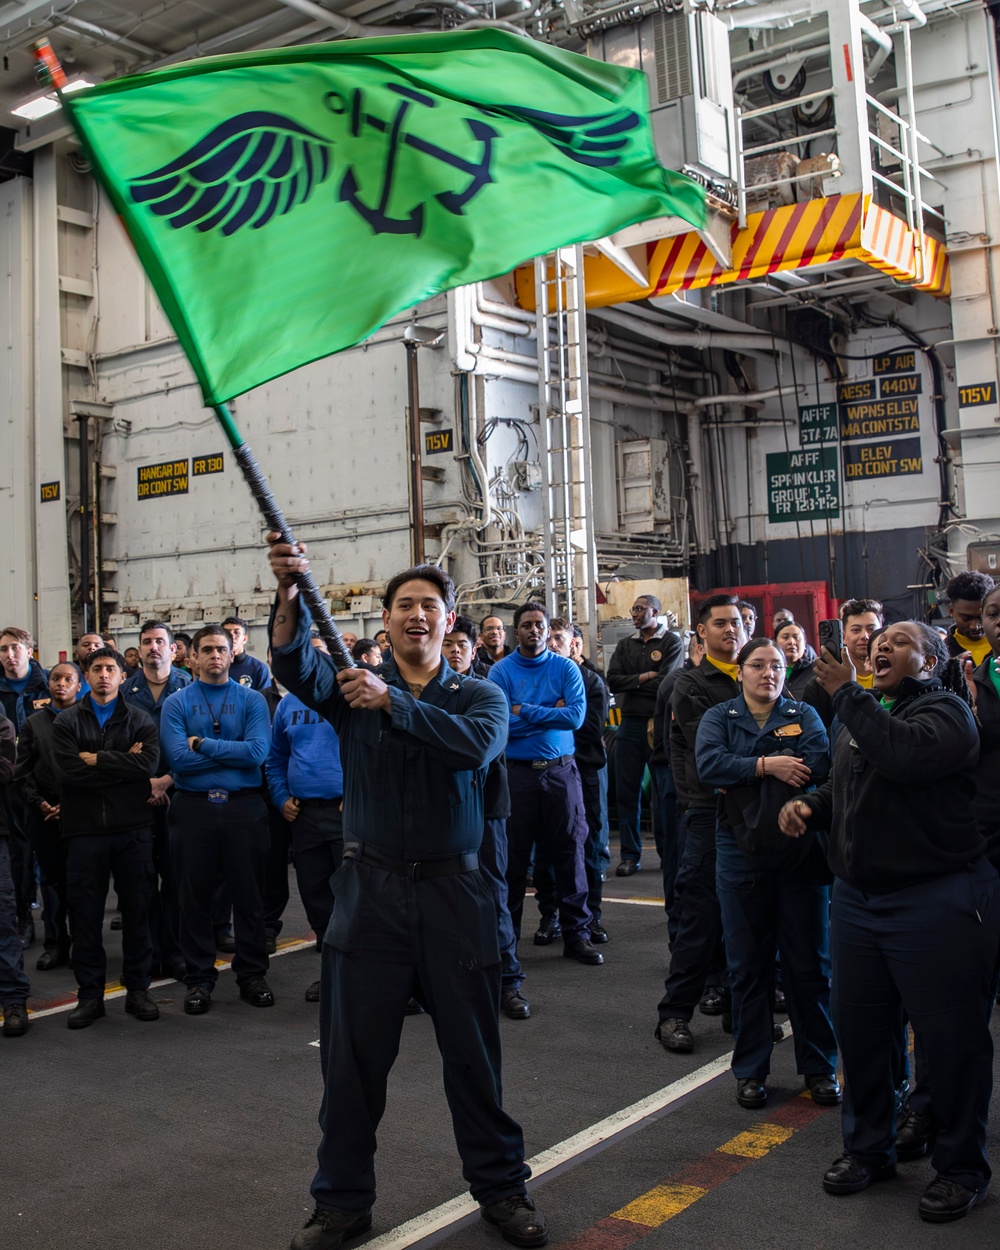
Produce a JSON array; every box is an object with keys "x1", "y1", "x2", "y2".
[
  {"x1": 719, "y1": 1, "x2": 819, "y2": 31},
  {"x1": 273, "y1": 0, "x2": 376, "y2": 39},
  {"x1": 591, "y1": 306, "x2": 790, "y2": 354},
  {"x1": 405, "y1": 340, "x2": 426, "y2": 565},
  {"x1": 76, "y1": 414, "x2": 91, "y2": 631},
  {"x1": 403, "y1": 324, "x2": 446, "y2": 564},
  {"x1": 688, "y1": 385, "x2": 805, "y2": 407}
]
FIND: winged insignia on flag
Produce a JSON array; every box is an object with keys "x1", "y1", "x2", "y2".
[
  {"x1": 495, "y1": 104, "x2": 641, "y2": 168},
  {"x1": 128, "y1": 111, "x2": 334, "y2": 236},
  {"x1": 127, "y1": 98, "x2": 644, "y2": 238}
]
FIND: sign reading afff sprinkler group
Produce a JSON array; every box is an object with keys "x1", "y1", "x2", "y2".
[{"x1": 766, "y1": 447, "x2": 840, "y2": 523}]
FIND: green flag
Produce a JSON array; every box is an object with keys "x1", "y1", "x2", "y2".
[{"x1": 64, "y1": 29, "x2": 707, "y2": 406}]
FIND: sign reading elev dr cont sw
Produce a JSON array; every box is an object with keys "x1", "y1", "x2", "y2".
[{"x1": 843, "y1": 437, "x2": 922, "y2": 480}]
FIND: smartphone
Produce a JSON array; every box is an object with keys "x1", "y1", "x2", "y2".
[{"x1": 818, "y1": 618, "x2": 843, "y2": 660}]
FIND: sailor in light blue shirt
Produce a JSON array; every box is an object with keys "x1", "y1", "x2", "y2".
[
  {"x1": 159, "y1": 625, "x2": 273, "y2": 1012},
  {"x1": 488, "y1": 602, "x2": 600, "y2": 965}
]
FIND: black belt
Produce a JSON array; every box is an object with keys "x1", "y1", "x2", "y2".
[
  {"x1": 177, "y1": 788, "x2": 261, "y2": 801},
  {"x1": 508, "y1": 754, "x2": 574, "y2": 771},
  {"x1": 343, "y1": 841, "x2": 478, "y2": 880},
  {"x1": 298, "y1": 797, "x2": 342, "y2": 807}
]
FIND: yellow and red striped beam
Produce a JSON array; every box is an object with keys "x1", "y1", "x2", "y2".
[{"x1": 514, "y1": 192, "x2": 949, "y2": 310}]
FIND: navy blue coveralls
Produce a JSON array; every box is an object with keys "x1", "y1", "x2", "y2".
[
  {"x1": 607, "y1": 626, "x2": 682, "y2": 865},
  {"x1": 695, "y1": 694, "x2": 836, "y2": 1082},
  {"x1": 271, "y1": 608, "x2": 530, "y2": 1216},
  {"x1": 534, "y1": 662, "x2": 609, "y2": 930}
]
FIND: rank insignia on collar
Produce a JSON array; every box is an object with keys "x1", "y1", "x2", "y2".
[{"x1": 449, "y1": 683, "x2": 459, "y2": 690}]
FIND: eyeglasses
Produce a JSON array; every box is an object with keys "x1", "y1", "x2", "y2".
[{"x1": 744, "y1": 662, "x2": 784, "y2": 674}]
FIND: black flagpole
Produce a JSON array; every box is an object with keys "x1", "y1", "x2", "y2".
[{"x1": 214, "y1": 405, "x2": 356, "y2": 670}]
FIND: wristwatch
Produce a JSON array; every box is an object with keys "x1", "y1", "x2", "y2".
[{"x1": 192, "y1": 737, "x2": 203, "y2": 752}]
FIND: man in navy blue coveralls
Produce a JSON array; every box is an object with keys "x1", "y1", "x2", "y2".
[{"x1": 267, "y1": 538, "x2": 546, "y2": 1250}]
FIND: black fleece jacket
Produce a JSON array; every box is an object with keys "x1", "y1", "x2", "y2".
[
  {"x1": 608, "y1": 628, "x2": 683, "y2": 718},
  {"x1": 802, "y1": 677, "x2": 982, "y2": 893},
  {"x1": 972, "y1": 655, "x2": 1000, "y2": 869},
  {"x1": 14, "y1": 705, "x2": 64, "y2": 809},
  {"x1": 0, "y1": 709, "x2": 15, "y2": 838},
  {"x1": 784, "y1": 657, "x2": 816, "y2": 700},
  {"x1": 575, "y1": 664, "x2": 609, "y2": 771},
  {"x1": 651, "y1": 660, "x2": 692, "y2": 766},
  {"x1": 466, "y1": 669, "x2": 510, "y2": 822},
  {"x1": 669, "y1": 659, "x2": 740, "y2": 809},
  {"x1": 50, "y1": 696, "x2": 159, "y2": 836}
]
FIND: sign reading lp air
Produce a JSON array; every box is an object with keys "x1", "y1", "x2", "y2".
[{"x1": 872, "y1": 350, "x2": 917, "y2": 375}]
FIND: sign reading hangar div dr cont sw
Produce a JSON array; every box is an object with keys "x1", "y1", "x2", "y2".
[{"x1": 137, "y1": 453, "x2": 224, "y2": 500}]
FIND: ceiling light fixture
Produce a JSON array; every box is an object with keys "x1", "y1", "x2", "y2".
[{"x1": 11, "y1": 75, "x2": 95, "y2": 121}]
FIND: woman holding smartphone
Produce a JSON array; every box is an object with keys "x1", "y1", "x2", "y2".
[
  {"x1": 696, "y1": 638, "x2": 836, "y2": 1111},
  {"x1": 780, "y1": 622, "x2": 999, "y2": 1224}
]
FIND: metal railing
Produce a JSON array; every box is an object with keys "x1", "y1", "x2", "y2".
[
  {"x1": 865, "y1": 22, "x2": 945, "y2": 282},
  {"x1": 735, "y1": 86, "x2": 838, "y2": 227},
  {"x1": 534, "y1": 247, "x2": 599, "y2": 658},
  {"x1": 733, "y1": 18, "x2": 944, "y2": 285}
]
